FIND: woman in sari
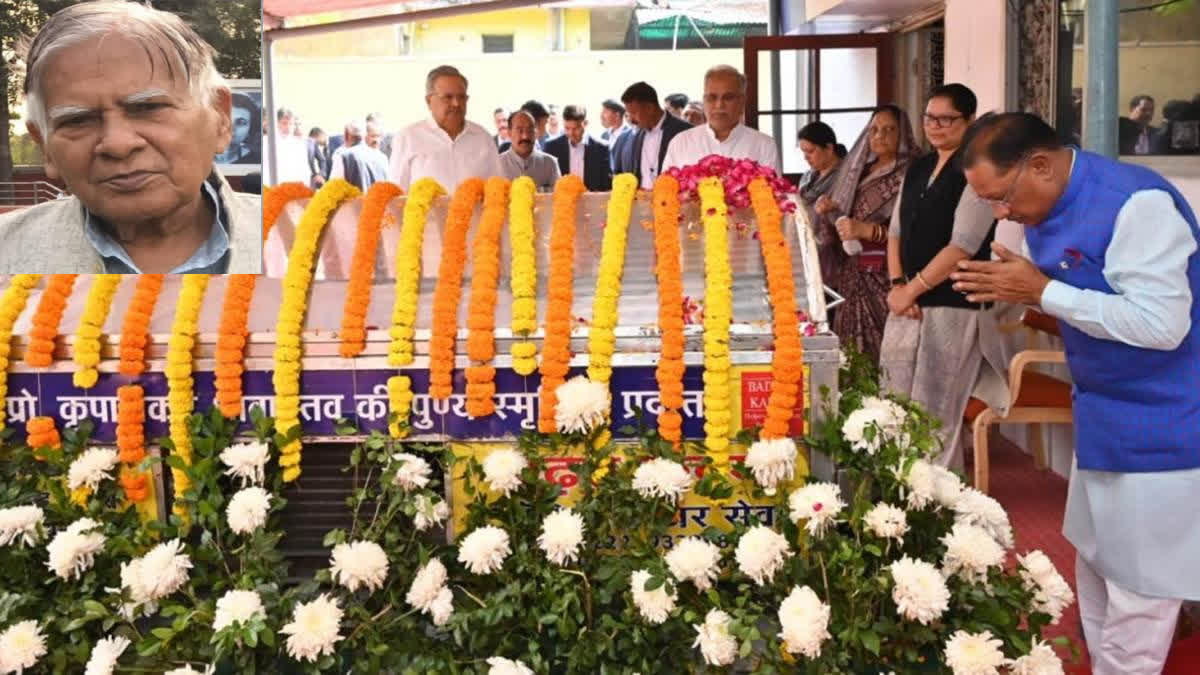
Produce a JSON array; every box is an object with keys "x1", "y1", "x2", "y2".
[
  {"x1": 797, "y1": 121, "x2": 846, "y2": 205},
  {"x1": 815, "y1": 105, "x2": 919, "y2": 362}
]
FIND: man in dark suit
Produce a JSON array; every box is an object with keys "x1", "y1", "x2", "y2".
[
  {"x1": 615, "y1": 82, "x2": 692, "y2": 188},
  {"x1": 543, "y1": 105, "x2": 612, "y2": 192}
]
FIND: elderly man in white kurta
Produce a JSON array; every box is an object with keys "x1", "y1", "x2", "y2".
[
  {"x1": 662, "y1": 65, "x2": 781, "y2": 173},
  {"x1": 389, "y1": 65, "x2": 502, "y2": 192}
]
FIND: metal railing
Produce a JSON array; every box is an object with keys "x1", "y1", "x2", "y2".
[{"x1": 0, "y1": 181, "x2": 65, "y2": 206}]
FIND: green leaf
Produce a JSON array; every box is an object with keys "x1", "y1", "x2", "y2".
[
  {"x1": 150, "y1": 627, "x2": 174, "y2": 641},
  {"x1": 642, "y1": 576, "x2": 663, "y2": 592},
  {"x1": 862, "y1": 630, "x2": 880, "y2": 655}
]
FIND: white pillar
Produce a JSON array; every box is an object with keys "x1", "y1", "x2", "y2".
[{"x1": 943, "y1": 0, "x2": 1011, "y2": 114}]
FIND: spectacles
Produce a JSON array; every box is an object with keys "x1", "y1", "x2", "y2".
[
  {"x1": 922, "y1": 113, "x2": 963, "y2": 128},
  {"x1": 985, "y1": 156, "x2": 1028, "y2": 209}
]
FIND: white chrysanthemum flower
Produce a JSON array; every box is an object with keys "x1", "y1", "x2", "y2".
[
  {"x1": 954, "y1": 488, "x2": 1014, "y2": 549},
  {"x1": 67, "y1": 447, "x2": 119, "y2": 492},
  {"x1": 84, "y1": 635, "x2": 131, "y2": 675},
  {"x1": 941, "y1": 523, "x2": 1006, "y2": 585},
  {"x1": 281, "y1": 594, "x2": 343, "y2": 663},
  {"x1": 665, "y1": 537, "x2": 722, "y2": 591},
  {"x1": 841, "y1": 396, "x2": 905, "y2": 454},
  {"x1": 46, "y1": 517, "x2": 106, "y2": 581},
  {"x1": 413, "y1": 494, "x2": 450, "y2": 531},
  {"x1": 778, "y1": 585, "x2": 831, "y2": 659},
  {"x1": 391, "y1": 452, "x2": 432, "y2": 492},
  {"x1": 486, "y1": 656, "x2": 534, "y2": 675},
  {"x1": 406, "y1": 558, "x2": 448, "y2": 614},
  {"x1": 735, "y1": 525, "x2": 791, "y2": 586},
  {"x1": 429, "y1": 586, "x2": 454, "y2": 627},
  {"x1": 944, "y1": 630, "x2": 1007, "y2": 675},
  {"x1": 482, "y1": 448, "x2": 528, "y2": 497},
  {"x1": 457, "y1": 526, "x2": 511, "y2": 575},
  {"x1": 632, "y1": 458, "x2": 694, "y2": 504},
  {"x1": 1010, "y1": 639, "x2": 1065, "y2": 675},
  {"x1": 330, "y1": 540, "x2": 389, "y2": 593},
  {"x1": 864, "y1": 503, "x2": 909, "y2": 542},
  {"x1": 0, "y1": 620, "x2": 47, "y2": 672},
  {"x1": 219, "y1": 441, "x2": 270, "y2": 487},
  {"x1": 226, "y1": 487, "x2": 271, "y2": 536},
  {"x1": 838, "y1": 349, "x2": 849, "y2": 369},
  {"x1": 1017, "y1": 551, "x2": 1075, "y2": 625},
  {"x1": 119, "y1": 539, "x2": 192, "y2": 616},
  {"x1": 744, "y1": 437, "x2": 797, "y2": 495},
  {"x1": 890, "y1": 556, "x2": 950, "y2": 625},
  {"x1": 538, "y1": 508, "x2": 585, "y2": 566},
  {"x1": 932, "y1": 465, "x2": 965, "y2": 508},
  {"x1": 0, "y1": 505, "x2": 44, "y2": 548},
  {"x1": 630, "y1": 569, "x2": 676, "y2": 624},
  {"x1": 898, "y1": 459, "x2": 936, "y2": 510},
  {"x1": 553, "y1": 375, "x2": 609, "y2": 434},
  {"x1": 862, "y1": 395, "x2": 907, "y2": 422},
  {"x1": 213, "y1": 590, "x2": 266, "y2": 632},
  {"x1": 787, "y1": 482, "x2": 845, "y2": 538},
  {"x1": 692, "y1": 608, "x2": 738, "y2": 666}
]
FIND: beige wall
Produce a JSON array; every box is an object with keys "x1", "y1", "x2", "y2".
[{"x1": 944, "y1": 0, "x2": 1010, "y2": 115}]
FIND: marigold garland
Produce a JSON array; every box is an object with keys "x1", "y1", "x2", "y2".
[
  {"x1": 698, "y1": 177, "x2": 734, "y2": 465},
  {"x1": 167, "y1": 274, "x2": 210, "y2": 514},
  {"x1": 340, "y1": 181, "x2": 404, "y2": 358},
  {"x1": 428, "y1": 178, "x2": 485, "y2": 400},
  {"x1": 24, "y1": 274, "x2": 77, "y2": 367},
  {"x1": 388, "y1": 178, "x2": 445, "y2": 366},
  {"x1": 508, "y1": 176, "x2": 539, "y2": 376},
  {"x1": 464, "y1": 176, "x2": 510, "y2": 416},
  {"x1": 652, "y1": 177, "x2": 686, "y2": 444},
  {"x1": 26, "y1": 416, "x2": 61, "y2": 452},
  {"x1": 387, "y1": 375, "x2": 414, "y2": 439},
  {"x1": 585, "y1": 173, "x2": 637, "y2": 385},
  {"x1": 116, "y1": 384, "x2": 150, "y2": 503},
  {"x1": 274, "y1": 178, "x2": 362, "y2": 483},
  {"x1": 263, "y1": 182, "x2": 314, "y2": 243},
  {"x1": 538, "y1": 175, "x2": 587, "y2": 433},
  {"x1": 0, "y1": 275, "x2": 41, "y2": 431},
  {"x1": 117, "y1": 274, "x2": 164, "y2": 376},
  {"x1": 216, "y1": 274, "x2": 257, "y2": 418},
  {"x1": 72, "y1": 275, "x2": 123, "y2": 389},
  {"x1": 749, "y1": 177, "x2": 806, "y2": 439}
]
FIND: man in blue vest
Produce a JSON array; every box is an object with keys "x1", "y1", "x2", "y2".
[{"x1": 950, "y1": 112, "x2": 1200, "y2": 674}]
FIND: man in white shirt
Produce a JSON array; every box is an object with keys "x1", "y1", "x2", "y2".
[
  {"x1": 662, "y1": 65, "x2": 781, "y2": 173},
  {"x1": 389, "y1": 65, "x2": 502, "y2": 192},
  {"x1": 274, "y1": 107, "x2": 312, "y2": 185},
  {"x1": 615, "y1": 81, "x2": 692, "y2": 189}
]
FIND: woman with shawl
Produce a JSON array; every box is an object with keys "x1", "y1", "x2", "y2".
[{"x1": 815, "y1": 105, "x2": 920, "y2": 362}]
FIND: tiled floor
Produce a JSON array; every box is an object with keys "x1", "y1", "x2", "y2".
[{"x1": 979, "y1": 435, "x2": 1199, "y2": 674}]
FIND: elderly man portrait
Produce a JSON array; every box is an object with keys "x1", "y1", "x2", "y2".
[
  {"x1": 0, "y1": 1, "x2": 263, "y2": 274},
  {"x1": 663, "y1": 65, "x2": 781, "y2": 173},
  {"x1": 542, "y1": 105, "x2": 611, "y2": 192},
  {"x1": 499, "y1": 110, "x2": 560, "y2": 192},
  {"x1": 389, "y1": 65, "x2": 502, "y2": 192}
]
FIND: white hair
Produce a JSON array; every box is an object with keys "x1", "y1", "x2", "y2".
[
  {"x1": 704, "y1": 65, "x2": 747, "y2": 94},
  {"x1": 345, "y1": 119, "x2": 364, "y2": 138},
  {"x1": 425, "y1": 65, "x2": 468, "y2": 96},
  {"x1": 21, "y1": 0, "x2": 228, "y2": 133}
]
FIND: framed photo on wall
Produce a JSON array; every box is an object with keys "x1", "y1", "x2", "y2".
[{"x1": 216, "y1": 79, "x2": 263, "y2": 177}]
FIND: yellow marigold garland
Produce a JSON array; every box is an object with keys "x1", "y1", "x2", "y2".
[
  {"x1": 652, "y1": 177, "x2": 686, "y2": 445},
  {"x1": 586, "y1": 174, "x2": 637, "y2": 384},
  {"x1": 72, "y1": 275, "x2": 123, "y2": 389},
  {"x1": 167, "y1": 274, "x2": 209, "y2": 515},
  {"x1": 429, "y1": 178, "x2": 485, "y2": 400},
  {"x1": 274, "y1": 178, "x2": 362, "y2": 483},
  {"x1": 508, "y1": 176, "x2": 539, "y2": 376},
  {"x1": 465, "y1": 177, "x2": 510, "y2": 417},
  {"x1": 216, "y1": 274, "x2": 257, "y2": 418},
  {"x1": 698, "y1": 177, "x2": 734, "y2": 465},
  {"x1": 749, "y1": 177, "x2": 805, "y2": 439},
  {"x1": 24, "y1": 274, "x2": 77, "y2": 367},
  {"x1": 538, "y1": 175, "x2": 587, "y2": 433},
  {"x1": 117, "y1": 274, "x2": 164, "y2": 376},
  {"x1": 387, "y1": 375, "x2": 414, "y2": 439},
  {"x1": 341, "y1": 181, "x2": 404, "y2": 358},
  {"x1": 0, "y1": 275, "x2": 41, "y2": 431},
  {"x1": 388, "y1": 178, "x2": 445, "y2": 366}
]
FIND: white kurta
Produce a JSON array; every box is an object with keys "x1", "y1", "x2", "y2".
[
  {"x1": 661, "y1": 123, "x2": 781, "y2": 173},
  {"x1": 388, "y1": 118, "x2": 503, "y2": 192}
]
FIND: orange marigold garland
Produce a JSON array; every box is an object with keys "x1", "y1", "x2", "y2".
[
  {"x1": 340, "y1": 181, "x2": 403, "y2": 358},
  {"x1": 72, "y1": 274, "x2": 123, "y2": 389},
  {"x1": 537, "y1": 175, "x2": 587, "y2": 433},
  {"x1": 464, "y1": 176, "x2": 510, "y2": 417},
  {"x1": 117, "y1": 274, "x2": 164, "y2": 376},
  {"x1": 652, "y1": 176, "x2": 686, "y2": 444},
  {"x1": 749, "y1": 177, "x2": 805, "y2": 438},
  {"x1": 24, "y1": 274, "x2": 77, "y2": 367},
  {"x1": 263, "y1": 183, "x2": 314, "y2": 243},
  {"x1": 215, "y1": 274, "x2": 257, "y2": 418},
  {"x1": 428, "y1": 178, "x2": 485, "y2": 400},
  {"x1": 26, "y1": 416, "x2": 61, "y2": 453},
  {"x1": 116, "y1": 384, "x2": 150, "y2": 503}
]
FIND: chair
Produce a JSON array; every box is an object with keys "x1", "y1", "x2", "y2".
[{"x1": 964, "y1": 309, "x2": 1074, "y2": 494}]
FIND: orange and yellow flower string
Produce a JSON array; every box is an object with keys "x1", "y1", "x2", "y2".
[
  {"x1": 340, "y1": 181, "x2": 403, "y2": 358},
  {"x1": 167, "y1": 274, "x2": 210, "y2": 515},
  {"x1": 464, "y1": 177, "x2": 509, "y2": 417},
  {"x1": 72, "y1": 275, "x2": 123, "y2": 389},
  {"x1": 507, "y1": 176, "x2": 539, "y2": 376},
  {"x1": 215, "y1": 274, "x2": 257, "y2": 419},
  {"x1": 388, "y1": 178, "x2": 444, "y2": 367},
  {"x1": 652, "y1": 177, "x2": 686, "y2": 445},
  {"x1": 749, "y1": 177, "x2": 805, "y2": 439},
  {"x1": 263, "y1": 183, "x2": 314, "y2": 243},
  {"x1": 116, "y1": 384, "x2": 149, "y2": 503},
  {"x1": 698, "y1": 177, "x2": 733, "y2": 467},
  {"x1": 537, "y1": 175, "x2": 586, "y2": 433},
  {"x1": 0, "y1": 275, "x2": 41, "y2": 431},
  {"x1": 585, "y1": 173, "x2": 637, "y2": 385},
  {"x1": 25, "y1": 416, "x2": 61, "y2": 455},
  {"x1": 274, "y1": 178, "x2": 361, "y2": 482},
  {"x1": 429, "y1": 178, "x2": 484, "y2": 400},
  {"x1": 117, "y1": 274, "x2": 163, "y2": 377},
  {"x1": 24, "y1": 274, "x2": 77, "y2": 367}
]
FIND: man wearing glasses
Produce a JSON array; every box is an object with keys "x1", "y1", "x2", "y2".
[
  {"x1": 952, "y1": 112, "x2": 1200, "y2": 675},
  {"x1": 388, "y1": 65, "x2": 502, "y2": 191}
]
